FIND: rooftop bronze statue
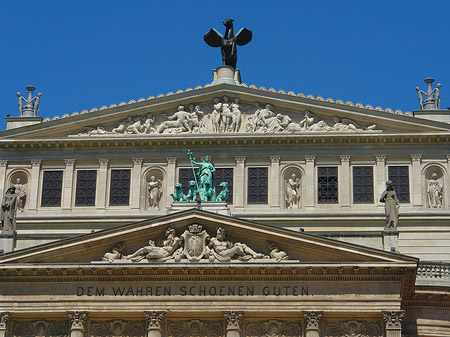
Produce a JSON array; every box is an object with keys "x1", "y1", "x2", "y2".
[{"x1": 204, "y1": 19, "x2": 252, "y2": 69}]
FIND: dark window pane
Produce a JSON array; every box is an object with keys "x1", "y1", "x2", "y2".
[
  {"x1": 388, "y1": 166, "x2": 410, "y2": 203},
  {"x1": 179, "y1": 168, "x2": 195, "y2": 196},
  {"x1": 353, "y1": 166, "x2": 374, "y2": 203},
  {"x1": 318, "y1": 167, "x2": 338, "y2": 203},
  {"x1": 109, "y1": 169, "x2": 131, "y2": 206},
  {"x1": 41, "y1": 171, "x2": 63, "y2": 207},
  {"x1": 247, "y1": 167, "x2": 268, "y2": 204},
  {"x1": 75, "y1": 170, "x2": 97, "y2": 206}
]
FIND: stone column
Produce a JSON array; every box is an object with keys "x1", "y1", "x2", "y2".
[
  {"x1": 303, "y1": 311, "x2": 323, "y2": 337},
  {"x1": 28, "y1": 160, "x2": 41, "y2": 211},
  {"x1": 269, "y1": 156, "x2": 280, "y2": 207},
  {"x1": 224, "y1": 311, "x2": 243, "y2": 337},
  {"x1": 235, "y1": 157, "x2": 246, "y2": 209},
  {"x1": 0, "y1": 312, "x2": 11, "y2": 337},
  {"x1": 339, "y1": 155, "x2": 351, "y2": 207},
  {"x1": 131, "y1": 158, "x2": 143, "y2": 210},
  {"x1": 375, "y1": 155, "x2": 386, "y2": 206},
  {"x1": 96, "y1": 159, "x2": 109, "y2": 210},
  {"x1": 62, "y1": 159, "x2": 75, "y2": 210},
  {"x1": 411, "y1": 155, "x2": 422, "y2": 207},
  {"x1": 305, "y1": 156, "x2": 315, "y2": 208},
  {"x1": 67, "y1": 311, "x2": 88, "y2": 337},
  {"x1": 382, "y1": 311, "x2": 405, "y2": 337},
  {"x1": 166, "y1": 158, "x2": 177, "y2": 207},
  {"x1": 144, "y1": 310, "x2": 167, "y2": 337},
  {"x1": 0, "y1": 161, "x2": 7, "y2": 200},
  {"x1": 447, "y1": 154, "x2": 450, "y2": 208}
]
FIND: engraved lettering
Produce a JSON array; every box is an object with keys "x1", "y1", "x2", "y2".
[
  {"x1": 209, "y1": 286, "x2": 217, "y2": 296},
  {"x1": 180, "y1": 286, "x2": 186, "y2": 296},
  {"x1": 126, "y1": 287, "x2": 134, "y2": 296},
  {"x1": 164, "y1": 286, "x2": 171, "y2": 296},
  {"x1": 113, "y1": 287, "x2": 125, "y2": 296},
  {"x1": 96, "y1": 287, "x2": 105, "y2": 296},
  {"x1": 77, "y1": 287, "x2": 84, "y2": 296},
  {"x1": 146, "y1": 287, "x2": 152, "y2": 295},
  {"x1": 263, "y1": 286, "x2": 270, "y2": 296}
]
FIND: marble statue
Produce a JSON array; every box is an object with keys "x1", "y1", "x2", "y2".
[
  {"x1": 285, "y1": 174, "x2": 301, "y2": 209},
  {"x1": 221, "y1": 96, "x2": 232, "y2": 132},
  {"x1": 14, "y1": 178, "x2": 27, "y2": 211},
  {"x1": 216, "y1": 182, "x2": 229, "y2": 202},
  {"x1": 157, "y1": 106, "x2": 191, "y2": 133},
  {"x1": 209, "y1": 227, "x2": 265, "y2": 262},
  {"x1": 230, "y1": 98, "x2": 242, "y2": 132},
  {"x1": 204, "y1": 19, "x2": 252, "y2": 69},
  {"x1": 379, "y1": 181, "x2": 400, "y2": 228},
  {"x1": 268, "y1": 242, "x2": 288, "y2": 262},
  {"x1": 188, "y1": 151, "x2": 216, "y2": 201},
  {"x1": 102, "y1": 242, "x2": 125, "y2": 262},
  {"x1": 148, "y1": 176, "x2": 163, "y2": 209},
  {"x1": 16, "y1": 86, "x2": 41, "y2": 117},
  {"x1": 416, "y1": 78, "x2": 442, "y2": 110},
  {"x1": 125, "y1": 227, "x2": 182, "y2": 262},
  {"x1": 416, "y1": 87, "x2": 426, "y2": 110},
  {"x1": 211, "y1": 98, "x2": 222, "y2": 133},
  {"x1": 1, "y1": 187, "x2": 17, "y2": 232},
  {"x1": 427, "y1": 173, "x2": 443, "y2": 208}
]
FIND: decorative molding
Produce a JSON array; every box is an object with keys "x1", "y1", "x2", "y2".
[
  {"x1": 245, "y1": 319, "x2": 301, "y2": 337},
  {"x1": 323, "y1": 319, "x2": 383, "y2": 337},
  {"x1": 303, "y1": 311, "x2": 323, "y2": 331},
  {"x1": 235, "y1": 156, "x2": 246, "y2": 163},
  {"x1": 0, "y1": 160, "x2": 7, "y2": 167},
  {"x1": 144, "y1": 310, "x2": 168, "y2": 330},
  {"x1": 67, "y1": 311, "x2": 88, "y2": 331},
  {"x1": 31, "y1": 160, "x2": 41, "y2": 167},
  {"x1": 305, "y1": 155, "x2": 315, "y2": 163},
  {"x1": 447, "y1": 154, "x2": 450, "y2": 161},
  {"x1": 98, "y1": 158, "x2": 109, "y2": 165},
  {"x1": 89, "y1": 319, "x2": 145, "y2": 337},
  {"x1": 340, "y1": 155, "x2": 351, "y2": 162},
  {"x1": 375, "y1": 155, "x2": 386, "y2": 162},
  {"x1": 167, "y1": 319, "x2": 223, "y2": 337},
  {"x1": 411, "y1": 154, "x2": 422, "y2": 162},
  {"x1": 0, "y1": 312, "x2": 11, "y2": 330},
  {"x1": 270, "y1": 156, "x2": 280, "y2": 163},
  {"x1": 382, "y1": 311, "x2": 405, "y2": 330},
  {"x1": 224, "y1": 311, "x2": 243, "y2": 331},
  {"x1": 64, "y1": 159, "x2": 75, "y2": 165},
  {"x1": 12, "y1": 320, "x2": 69, "y2": 337},
  {"x1": 133, "y1": 158, "x2": 143, "y2": 165},
  {"x1": 167, "y1": 158, "x2": 177, "y2": 165}
]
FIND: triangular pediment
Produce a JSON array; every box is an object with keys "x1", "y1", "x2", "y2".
[
  {"x1": 0, "y1": 209, "x2": 418, "y2": 266},
  {"x1": 1, "y1": 84, "x2": 450, "y2": 141}
]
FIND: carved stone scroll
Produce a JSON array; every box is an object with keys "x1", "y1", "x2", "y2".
[
  {"x1": 0, "y1": 313, "x2": 10, "y2": 337},
  {"x1": 323, "y1": 319, "x2": 383, "y2": 337},
  {"x1": 12, "y1": 320, "x2": 70, "y2": 337},
  {"x1": 245, "y1": 319, "x2": 301, "y2": 337},
  {"x1": 89, "y1": 320, "x2": 145, "y2": 337}
]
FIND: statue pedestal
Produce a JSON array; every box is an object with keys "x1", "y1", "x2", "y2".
[
  {"x1": 6, "y1": 116, "x2": 42, "y2": 130},
  {"x1": 167, "y1": 202, "x2": 230, "y2": 216},
  {"x1": 0, "y1": 232, "x2": 16, "y2": 253},
  {"x1": 211, "y1": 66, "x2": 241, "y2": 85},
  {"x1": 413, "y1": 109, "x2": 450, "y2": 124},
  {"x1": 382, "y1": 228, "x2": 398, "y2": 252}
]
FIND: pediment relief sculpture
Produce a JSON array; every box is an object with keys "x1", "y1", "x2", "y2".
[
  {"x1": 74, "y1": 97, "x2": 377, "y2": 136},
  {"x1": 101, "y1": 224, "x2": 288, "y2": 263}
]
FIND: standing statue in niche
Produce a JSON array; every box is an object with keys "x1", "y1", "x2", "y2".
[
  {"x1": 0, "y1": 187, "x2": 17, "y2": 232},
  {"x1": 204, "y1": 19, "x2": 252, "y2": 69},
  {"x1": 380, "y1": 180, "x2": 400, "y2": 228},
  {"x1": 285, "y1": 174, "x2": 301, "y2": 209},
  {"x1": 14, "y1": 178, "x2": 27, "y2": 211},
  {"x1": 148, "y1": 176, "x2": 163, "y2": 210},
  {"x1": 427, "y1": 173, "x2": 443, "y2": 208}
]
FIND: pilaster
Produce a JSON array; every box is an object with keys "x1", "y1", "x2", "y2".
[
  {"x1": 144, "y1": 310, "x2": 168, "y2": 337},
  {"x1": 131, "y1": 158, "x2": 143, "y2": 210},
  {"x1": 62, "y1": 159, "x2": 75, "y2": 210},
  {"x1": 411, "y1": 154, "x2": 422, "y2": 206},
  {"x1": 67, "y1": 311, "x2": 88, "y2": 337},
  {"x1": 382, "y1": 310, "x2": 405, "y2": 337},
  {"x1": 166, "y1": 158, "x2": 177, "y2": 206},
  {"x1": 235, "y1": 157, "x2": 246, "y2": 208},
  {"x1": 28, "y1": 160, "x2": 41, "y2": 211},
  {"x1": 0, "y1": 312, "x2": 11, "y2": 337},
  {"x1": 305, "y1": 156, "x2": 315, "y2": 208},
  {"x1": 224, "y1": 311, "x2": 243, "y2": 337},
  {"x1": 303, "y1": 311, "x2": 323, "y2": 337},
  {"x1": 0, "y1": 161, "x2": 7, "y2": 200},
  {"x1": 269, "y1": 156, "x2": 280, "y2": 207},
  {"x1": 96, "y1": 159, "x2": 109, "y2": 210},
  {"x1": 339, "y1": 155, "x2": 351, "y2": 207},
  {"x1": 375, "y1": 155, "x2": 386, "y2": 206}
]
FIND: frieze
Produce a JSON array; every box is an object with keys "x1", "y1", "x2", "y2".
[
  {"x1": 74, "y1": 98, "x2": 377, "y2": 136},
  {"x1": 12, "y1": 320, "x2": 70, "y2": 337},
  {"x1": 166, "y1": 319, "x2": 223, "y2": 337},
  {"x1": 245, "y1": 319, "x2": 302, "y2": 337},
  {"x1": 323, "y1": 320, "x2": 383, "y2": 337},
  {"x1": 89, "y1": 320, "x2": 145, "y2": 337}
]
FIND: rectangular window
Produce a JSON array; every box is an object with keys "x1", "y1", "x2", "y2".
[
  {"x1": 75, "y1": 170, "x2": 97, "y2": 206},
  {"x1": 179, "y1": 168, "x2": 195, "y2": 196},
  {"x1": 318, "y1": 167, "x2": 338, "y2": 203},
  {"x1": 41, "y1": 171, "x2": 63, "y2": 207},
  {"x1": 353, "y1": 166, "x2": 374, "y2": 203},
  {"x1": 247, "y1": 167, "x2": 268, "y2": 204},
  {"x1": 109, "y1": 169, "x2": 131, "y2": 206},
  {"x1": 388, "y1": 166, "x2": 410, "y2": 203}
]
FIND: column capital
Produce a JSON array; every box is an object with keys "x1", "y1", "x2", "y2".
[
  {"x1": 167, "y1": 158, "x2": 177, "y2": 164},
  {"x1": 340, "y1": 155, "x2": 351, "y2": 162},
  {"x1": 382, "y1": 310, "x2": 405, "y2": 330},
  {"x1": 302, "y1": 311, "x2": 323, "y2": 331},
  {"x1": 235, "y1": 156, "x2": 246, "y2": 163},
  {"x1": 65, "y1": 159, "x2": 75, "y2": 166},
  {"x1": 375, "y1": 155, "x2": 386, "y2": 162},
  {"x1": 31, "y1": 160, "x2": 41, "y2": 167},
  {"x1": 0, "y1": 160, "x2": 7, "y2": 167},
  {"x1": 305, "y1": 155, "x2": 315, "y2": 163},
  {"x1": 0, "y1": 312, "x2": 11, "y2": 330},
  {"x1": 223, "y1": 311, "x2": 243, "y2": 331},
  {"x1": 98, "y1": 158, "x2": 109, "y2": 165},
  {"x1": 270, "y1": 155, "x2": 280, "y2": 163},
  {"x1": 133, "y1": 158, "x2": 143, "y2": 165},
  {"x1": 67, "y1": 311, "x2": 88, "y2": 330},
  {"x1": 411, "y1": 154, "x2": 422, "y2": 162},
  {"x1": 144, "y1": 310, "x2": 168, "y2": 330}
]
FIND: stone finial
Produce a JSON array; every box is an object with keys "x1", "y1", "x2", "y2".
[
  {"x1": 302, "y1": 311, "x2": 323, "y2": 331},
  {"x1": 17, "y1": 86, "x2": 42, "y2": 117},
  {"x1": 416, "y1": 78, "x2": 441, "y2": 110},
  {"x1": 382, "y1": 311, "x2": 405, "y2": 330}
]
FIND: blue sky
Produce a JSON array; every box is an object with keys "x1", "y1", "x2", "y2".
[{"x1": 1, "y1": 1, "x2": 449, "y2": 130}]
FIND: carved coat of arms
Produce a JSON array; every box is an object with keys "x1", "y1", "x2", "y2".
[{"x1": 181, "y1": 224, "x2": 210, "y2": 262}]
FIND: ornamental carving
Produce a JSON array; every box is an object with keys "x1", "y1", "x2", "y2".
[
  {"x1": 224, "y1": 311, "x2": 243, "y2": 331},
  {"x1": 166, "y1": 319, "x2": 223, "y2": 337},
  {"x1": 12, "y1": 320, "x2": 69, "y2": 337},
  {"x1": 245, "y1": 319, "x2": 302, "y2": 337},
  {"x1": 0, "y1": 312, "x2": 10, "y2": 330},
  {"x1": 303, "y1": 311, "x2": 323, "y2": 331},
  {"x1": 89, "y1": 320, "x2": 145, "y2": 337},
  {"x1": 74, "y1": 98, "x2": 377, "y2": 136},
  {"x1": 382, "y1": 311, "x2": 405, "y2": 330},
  {"x1": 101, "y1": 225, "x2": 288, "y2": 263},
  {"x1": 323, "y1": 320, "x2": 383, "y2": 337},
  {"x1": 67, "y1": 311, "x2": 88, "y2": 330}
]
